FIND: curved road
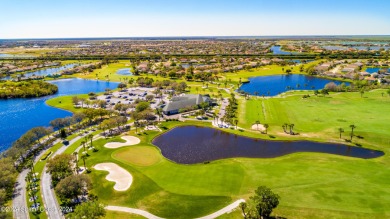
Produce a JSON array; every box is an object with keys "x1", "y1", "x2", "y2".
[
  {"x1": 13, "y1": 169, "x2": 29, "y2": 219},
  {"x1": 13, "y1": 137, "x2": 60, "y2": 219},
  {"x1": 41, "y1": 134, "x2": 86, "y2": 219}
]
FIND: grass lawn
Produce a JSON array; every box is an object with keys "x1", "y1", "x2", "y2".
[
  {"x1": 46, "y1": 94, "x2": 89, "y2": 113},
  {"x1": 105, "y1": 211, "x2": 146, "y2": 219},
  {"x1": 239, "y1": 89, "x2": 390, "y2": 149}
]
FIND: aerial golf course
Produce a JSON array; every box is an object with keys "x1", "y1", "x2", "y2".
[{"x1": 41, "y1": 62, "x2": 390, "y2": 219}]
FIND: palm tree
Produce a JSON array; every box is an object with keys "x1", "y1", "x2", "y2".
[
  {"x1": 81, "y1": 153, "x2": 87, "y2": 171},
  {"x1": 283, "y1": 123, "x2": 289, "y2": 133},
  {"x1": 264, "y1": 124, "x2": 269, "y2": 134},
  {"x1": 255, "y1": 120, "x2": 260, "y2": 130},
  {"x1": 289, "y1": 124, "x2": 295, "y2": 135},
  {"x1": 338, "y1": 128, "x2": 344, "y2": 139},
  {"x1": 27, "y1": 160, "x2": 35, "y2": 176},
  {"x1": 73, "y1": 152, "x2": 79, "y2": 174},
  {"x1": 81, "y1": 140, "x2": 86, "y2": 152},
  {"x1": 88, "y1": 134, "x2": 94, "y2": 148},
  {"x1": 25, "y1": 172, "x2": 38, "y2": 207},
  {"x1": 350, "y1": 125, "x2": 356, "y2": 140}
]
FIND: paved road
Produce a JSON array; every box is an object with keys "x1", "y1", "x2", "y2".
[
  {"x1": 13, "y1": 138, "x2": 60, "y2": 219},
  {"x1": 13, "y1": 169, "x2": 29, "y2": 219},
  {"x1": 41, "y1": 134, "x2": 86, "y2": 219}
]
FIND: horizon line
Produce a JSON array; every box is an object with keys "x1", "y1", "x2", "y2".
[{"x1": 1, "y1": 35, "x2": 390, "y2": 41}]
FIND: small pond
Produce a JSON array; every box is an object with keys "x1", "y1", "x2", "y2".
[
  {"x1": 365, "y1": 68, "x2": 389, "y2": 74},
  {"x1": 238, "y1": 74, "x2": 349, "y2": 96},
  {"x1": 152, "y1": 126, "x2": 384, "y2": 164},
  {"x1": 116, "y1": 68, "x2": 133, "y2": 76}
]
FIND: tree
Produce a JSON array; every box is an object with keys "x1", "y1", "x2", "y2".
[
  {"x1": 117, "y1": 82, "x2": 127, "y2": 90},
  {"x1": 60, "y1": 129, "x2": 67, "y2": 139},
  {"x1": 338, "y1": 128, "x2": 344, "y2": 139},
  {"x1": 0, "y1": 158, "x2": 18, "y2": 199},
  {"x1": 55, "y1": 174, "x2": 92, "y2": 202},
  {"x1": 136, "y1": 101, "x2": 151, "y2": 112},
  {"x1": 88, "y1": 134, "x2": 94, "y2": 148},
  {"x1": 47, "y1": 154, "x2": 73, "y2": 186},
  {"x1": 250, "y1": 186, "x2": 280, "y2": 219},
  {"x1": 81, "y1": 153, "x2": 88, "y2": 171},
  {"x1": 73, "y1": 152, "x2": 79, "y2": 174},
  {"x1": 289, "y1": 123, "x2": 295, "y2": 135},
  {"x1": 263, "y1": 124, "x2": 269, "y2": 134},
  {"x1": 350, "y1": 124, "x2": 356, "y2": 141},
  {"x1": 72, "y1": 96, "x2": 80, "y2": 106},
  {"x1": 240, "y1": 202, "x2": 248, "y2": 219},
  {"x1": 71, "y1": 201, "x2": 106, "y2": 219}
]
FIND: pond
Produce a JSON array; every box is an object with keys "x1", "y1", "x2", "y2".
[
  {"x1": 152, "y1": 126, "x2": 384, "y2": 164},
  {"x1": 365, "y1": 68, "x2": 389, "y2": 74},
  {"x1": 116, "y1": 68, "x2": 133, "y2": 76},
  {"x1": 2, "y1": 64, "x2": 77, "y2": 80},
  {"x1": 0, "y1": 53, "x2": 35, "y2": 58},
  {"x1": 238, "y1": 74, "x2": 349, "y2": 96},
  {"x1": 270, "y1": 45, "x2": 296, "y2": 55},
  {"x1": 0, "y1": 78, "x2": 119, "y2": 151}
]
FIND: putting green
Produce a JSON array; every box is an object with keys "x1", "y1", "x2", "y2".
[{"x1": 113, "y1": 146, "x2": 162, "y2": 167}]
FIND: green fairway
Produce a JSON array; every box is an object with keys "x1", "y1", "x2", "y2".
[{"x1": 239, "y1": 89, "x2": 390, "y2": 149}]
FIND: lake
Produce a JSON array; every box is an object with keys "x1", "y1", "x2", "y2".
[
  {"x1": 152, "y1": 126, "x2": 384, "y2": 164},
  {"x1": 116, "y1": 68, "x2": 133, "y2": 75},
  {"x1": 2, "y1": 64, "x2": 77, "y2": 80},
  {"x1": 0, "y1": 78, "x2": 119, "y2": 151},
  {"x1": 238, "y1": 74, "x2": 349, "y2": 96},
  {"x1": 270, "y1": 45, "x2": 295, "y2": 55}
]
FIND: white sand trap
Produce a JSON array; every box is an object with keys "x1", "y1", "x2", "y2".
[
  {"x1": 104, "y1": 136, "x2": 140, "y2": 148},
  {"x1": 94, "y1": 163, "x2": 133, "y2": 191},
  {"x1": 251, "y1": 124, "x2": 265, "y2": 132}
]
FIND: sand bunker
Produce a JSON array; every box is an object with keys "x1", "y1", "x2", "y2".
[
  {"x1": 104, "y1": 136, "x2": 140, "y2": 148},
  {"x1": 251, "y1": 124, "x2": 266, "y2": 132},
  {"x1": 94, "y1": 163, "x2": 133, "y2": 191}
]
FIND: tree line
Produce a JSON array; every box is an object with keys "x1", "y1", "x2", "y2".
[{"x1": 0, "y1": 80, "x2": 58, "y2": 99}]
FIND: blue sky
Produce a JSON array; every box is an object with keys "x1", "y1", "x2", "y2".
[{"x1": 1, "y1": 0, "x2": 389, "y2": 38}]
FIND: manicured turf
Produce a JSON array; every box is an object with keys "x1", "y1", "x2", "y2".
[
  {"x1": 80, "y1": 119, "x2": 390, "y2": 219},
  {"x1": 105, "y1": 210, "x2": 146, "y2": 219},
  {"x1": 239, "y1": 89, "x2": 390, "y2": 149},
  {"x1": 113, "y1": 146, "x2": 162, "y2": 167},
  {"x1": 46, "y1": 94, "x2": 88, "y2": 113}
]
